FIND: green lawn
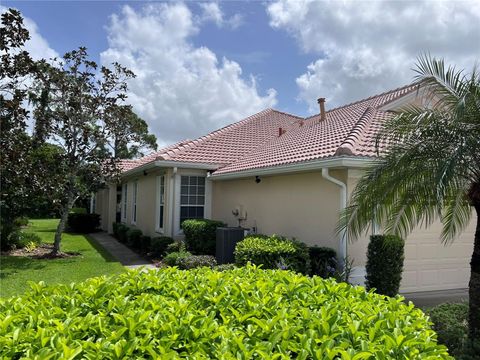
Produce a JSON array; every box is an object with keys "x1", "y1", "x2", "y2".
[{"x1": 0, "y1": 219, "x2": 125, "y2": 298}]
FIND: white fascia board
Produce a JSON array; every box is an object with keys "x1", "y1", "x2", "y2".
[
  {"x1": 121, "y1": 160, "x2": 219, "y2": 179},
  {"x1": 209, "y1": 156, "x2": 377, "y2": 180}
]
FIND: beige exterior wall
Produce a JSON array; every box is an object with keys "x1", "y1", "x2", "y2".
[{"x1": 211, "y1": 170, "x2": 347, "y2": 250}]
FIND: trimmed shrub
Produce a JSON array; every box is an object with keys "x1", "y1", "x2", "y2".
[
  {"x1": 112, "y1": 222, "x2": 120, "y2": 238},
  {"x1": 309, "y1": 246, "x2": 337, "y2": 278},
  {"x1": 126, "y1": 229, "x2": 143, "y2": 249},
  {"x1": 67, "y1": 213, "x2": 100, "y2": 233},
  {"x1": 235, "y1": 234, "x2": 311, "y2": 274},
  {"x1": 163, "y1": 251, "x2": 192, "y2": 266},
  {"x1": 116, "y1": 224, "x2": 129, "y2": 243},
  {"x1": 427, "y1": 303, "x2": 468, "y2": 357},
  {"x1": 13, "y1": 217, "x2": 29, "y2": 227},
  {"x1": 4, "y1": 231, "x2": 41, "y2": 250},
  {"x1": 165, "y1": 240, "x2": 185, "y2": 254},
  {"x1": 140, "y1": 236, "x2": 151, "y2": 253},
  {"x1": 177, "y1": 255, "x2": 217, "y2": 269},
  {"x1": 365, "y1": 234, "x2": 405, "y2": 297},
  {"x1": 181, "y1": 219, "x2": 226, "y2": 255},
  {"x1": 0, "y1": 266, "x2": 451, "y2": 358},
  {"x1": 150, "y1": 236, "x2": 175, "y2": 257}
]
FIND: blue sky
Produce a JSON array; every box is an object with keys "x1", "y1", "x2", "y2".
[{"x1": 4, "y1": 0, "x2": 480, "y2": 146}]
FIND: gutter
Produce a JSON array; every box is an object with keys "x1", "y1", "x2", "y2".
[
  {"x1": 210, "y1": 156, "x2": 375, "y2": 181},
  {"x1": 121, "y1": 160, "x2": 219, "y2": 178},
  {"x1": 321, "y1": 168, "x2": 347, "y2": 270}
]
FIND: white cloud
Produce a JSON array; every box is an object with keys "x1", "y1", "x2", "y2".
[
  {"x1": 199, "y1": 2, "x2": 243, "y2": 29},
  {"x1": 101, "y1": 3, "x2": 275, "y2": 145},
  {"x1": 267, "y1": 0, "x2": 480, "y2": 112}
]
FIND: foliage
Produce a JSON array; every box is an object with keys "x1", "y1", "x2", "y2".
[
  {"x1": 140, "y1": 236, "x2": 151, "y2": 253},
  {"x1": 126, "y1": 229, "x2": 143, "y2": 249},
  {"x1": 365, "y1": 235, "x2": 405, "y2": 297},
  {"x1": 13, "y1": 217, "x2": 29, "y2": 227},
  {"x1": 165, "y1": 240, "x2": 186, "y2": 254},
  {"x1": 181, "y1": 219, "x2": 226, "y2": 255},
  {"x1": 163, "y1": 251, "x2": 192, "y2": 267},
  {"x1": 0, "y1": 266, "x2": 451, "y2": 358},
  {"x1": 177, "y1": 255, "x2": 217, "y2": 270},
  {"x1": 427, "y1": 303, "x2": 469, "y2": 357},
  {"x1": 0, "y1": 219, "x2": 124, "y2": 297},
  {"x1": 215, "y1": 263, "x2": 237, "y2": 271},
  {"x1": 150, "y1": 236, "x2": 174, "y2": 257},
  {"x1": 3, "y1": 231, "x2": 42, "y2": 251},
  {"x1": 337, "y1": 56, "x2": 480, "y2": 338},
  {"x1": 115, "y1": 223, "x2": 129, "y2": 243},
  {"x1": 70, "y1": 207, "x2": 87, "y2": 214},
  {"x1": 235, "y1": 234, "x2": 311, "y2": 274},
  {"x1": 67, "y1": 213, "x2": 101, "y2": 234},
  {"x1": 309, "y1": 246, "x2": 337, "y2": 278}
]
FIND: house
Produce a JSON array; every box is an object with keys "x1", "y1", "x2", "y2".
[{"x1": 94, "y1": 84, "x2": 475, "y2": 293}]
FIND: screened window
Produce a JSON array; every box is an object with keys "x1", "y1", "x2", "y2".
[
  {"x1": 121, "y1": 183, "x2": 128, "y2": 221},
  {"x1": 132, "y1": 181, "x2": 138, "y2": 224},
  {"x1": 157, "y1": 175, "x2": 165, "y2": 231},
  {"x1": 180, "y1": 176, "x2": 205, "y2": 225}
]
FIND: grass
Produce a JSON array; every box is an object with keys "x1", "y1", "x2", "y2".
[{"x1": 0, "y1": 219, "x2": 125, "y2": 298}]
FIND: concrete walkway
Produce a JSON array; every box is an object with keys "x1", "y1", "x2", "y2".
[
  {"x1": 402, "y1": 288, "x2": 468, "y2": 308},
  {"x1": 89, "y1": 232, "x2": 156, "y2": 269}
]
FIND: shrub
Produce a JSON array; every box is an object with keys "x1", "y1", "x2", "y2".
[
  {"x1": 126, "y1": 229, "x2": 143, "y2": 249},
  {"x1": 235, "y1": 234, "x2": 311, "y2": 274},
  {"x1": 116, "y1": 224, "x2": 129, "y2": 243},
  {"x1": 112, "y1": 222, "x2": 120, "y2": 238},
  {"x1": 309, "y1": 246, "x2": 337, "y2": 278},
  {"x1": 215, "y1": 263, "x2": 237, "y2": 271},
  {"x1": 181, "y1": 219, "x2": 226, "y2": 255},
  {"x1": 150, "y1": 236, "x2": 175, "y2": 257},
  {"x1": 0, "y1": 266, "x2": 451, "y2": 358},
  {"x1": 67, "y1": 213, "x2": 100, "y2": 233},
  {"x1": 140, "y1": 236, "x2": 151, "y2": 253},
  {"x1": 163, "y1": 251, "x2": 192, "y2": 266},
  {"x1": 69, "y1": 207, "x2": 87, "y2": 214},
  {"x1": 365, "y1": 234, "x2": 405, "y2": 297},
  {"x1": 13, "y1": 217, "x2": 29, "y2": 227},
  {"x1": 165, "y1": 240, "x2": 185, "y2": 254},
  {"x1": 177, "y1": 255, "x2": 217, "y2": 269},
  {"x1": 427, "y1": 303, "x2": 468, "y2": 357},
  {"x1": 4, "y1": 231, "x2": 42, "y2": 250}
]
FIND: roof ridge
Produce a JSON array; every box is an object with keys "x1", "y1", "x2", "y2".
[
  {"x1": 335, "y1": 107, "x2": 375, "y2": 156},
  {"x1": 304, "y1": 83, "x2": 417, "y2": 120}
]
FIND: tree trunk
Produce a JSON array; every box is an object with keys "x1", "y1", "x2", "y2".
[
  {"x1": 52, "y1": 192, "x2": 75, "y2": 254},
  {"x1": 469, "y1": 202, "x2": 480, "y2": 340}
]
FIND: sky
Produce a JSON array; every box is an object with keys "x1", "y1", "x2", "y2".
[{"x1": 3, "y1": 0, "x2": 480, "y2": 147}]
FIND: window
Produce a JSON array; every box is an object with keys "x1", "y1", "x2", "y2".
[
  {"x1": 180, "y1": 176, "x2": 205, "y2": 225},
  {"x1": 132, "y1": 181, "x2": 138, "y2": 224},
  {"x1": 121, "y1": 183, "x2": 127, "y2": 221},
  {"x1": 156, "y1": 175, "x2": 165, "y2": 231}
]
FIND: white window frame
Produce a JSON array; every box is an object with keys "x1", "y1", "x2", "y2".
[
  {"x1": 131, "y1": 180, "x2": 138, "y2": 225},
  {"x1": 121, "y1": 183, "x2": 128, "y2": 222},
  {"x1": 179, "y1": 175, "x2": 206, "y2": 227},
  {"x1": 155, "y1": 175, "x2": 166, "y2": 233}
]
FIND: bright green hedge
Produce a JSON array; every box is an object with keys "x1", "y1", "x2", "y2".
[
  {"x1": 0, "y1": 266, "x2": 450, "y2": 359},
  {"x1": 235, "y1": 234, "x2": 311, "y2": 274},
  {"x1": 181, "y1": 219, "x2": 225, "y2": 255}
]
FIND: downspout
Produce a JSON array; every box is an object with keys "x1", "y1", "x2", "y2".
[
  {"x1": 321, "y1": 168, "x2": 347, "y2": 267},
  {"x1": 170, "y1": 167, "x2": 177, "y2": 237}
]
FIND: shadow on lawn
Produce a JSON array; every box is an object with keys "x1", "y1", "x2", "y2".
[{"x1": 0, "y1": 257, "x2": 47, "y2": 279}]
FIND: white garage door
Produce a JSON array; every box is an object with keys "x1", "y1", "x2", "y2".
[{"x1": 401, "y1": 219, "x2": 475, "y2": 293}]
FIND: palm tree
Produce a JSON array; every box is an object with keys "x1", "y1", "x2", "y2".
[{"x1": 338, "y1": 55, "x2": 480, "y2": 340}]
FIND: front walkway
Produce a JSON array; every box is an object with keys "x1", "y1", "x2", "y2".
[
  {"x1": 89, "y1": 232, "x2": 155, "y2": 269},
  {"x1": 402, "y1": 288, "x2": 468, "y2": 308}
]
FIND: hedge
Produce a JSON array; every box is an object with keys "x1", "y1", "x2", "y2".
[
  {"x1": 66, "y1": 213, "x2": 100, "y2": 233},
  {"x1": 365, "y1": 234, "x2": 405, "y2": 297},
  {"x1": 235, "y1": 234, "x2": 311, "y2": 274},
  {"x1": 0, "y1": 266, "x2": 451, "y2": 358},
  {"x1": 181, "y1": 219, "x2": 225, "y2": 255},
  {"x1": 126, "y1": 229, "x2": 143, "y2": 249},
  {"x1": 309, "y1": 246, "x2": 337, "y2": 278},
  {"x1": 150, "y1": 236, "x2": 175, "y2": 257}
]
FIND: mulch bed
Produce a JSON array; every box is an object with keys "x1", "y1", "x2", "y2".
[{"x1": 1, "y1": 244, "x2": 80, "y2": 259}]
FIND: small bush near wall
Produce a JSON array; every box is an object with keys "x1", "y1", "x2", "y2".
[
  {"x1": 116, "y1": 223, "x2": 129, "y2": 243},
  {"x1": 67, "y1": 213, "x2": 100, "y2": 233},
  {"x1": 165, "y1": 240, "x2": 186, "y2": 254},
  {"x1": 235, "y1": 235, "x2": 311, "y2": 274},
  {"x1": 126, "y1": 229, "x2": 143, "y2": 249},
  {"x1": 182, "y1": 219, "x2": 226, "y2": 255},
  {"x1": 177, "y1": 255, "x2": 217, "y2": 269},
  {"x1": 3, "y1": 231, "x2": 42, "y2": 250},
  {"x1": 163, "y1": 251, "x2": 192, "y2": 266},
  {"x1": 140, "y1": 236, "x2": 151, "y2": 253},
  {"x1": 309, "y1": 246, "x2": 337, "y2": 278},
  {"x1": 151, "y1": 236, "x2": 175, "y2": 257},
  {"x1": 0, "y1": 266, "x2": 451, "y2": 358},
  {"x1": 365, "y1": 234, "x2": 405, "y2": 297}
]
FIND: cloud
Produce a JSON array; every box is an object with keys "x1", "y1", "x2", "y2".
[
  {"x1": 267, "y1": 0, "x2": 480, "y2": 112},
  {"x1": 199, "y1": 2, "x2": 243, "y2": 29},
  {"x1": 101, "y1": 3, "x2": 275, "y2": 146}
]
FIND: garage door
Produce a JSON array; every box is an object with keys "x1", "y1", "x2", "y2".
[{"x1": 401, "y1": 219, "x2": 475, "y2": 293}]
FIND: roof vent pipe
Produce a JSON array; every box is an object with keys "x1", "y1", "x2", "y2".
[{"x1": 317, "y1": 97, "x2": 326, "y2": 121}]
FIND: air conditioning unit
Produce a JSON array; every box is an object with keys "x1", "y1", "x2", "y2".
[{"x1": 216, "y1": 227, "x2": 247, "y2": 264}]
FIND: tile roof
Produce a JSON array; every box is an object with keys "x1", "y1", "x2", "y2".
[{"x1": 120, "y1": 83, "x2": 419, "y2": 175}]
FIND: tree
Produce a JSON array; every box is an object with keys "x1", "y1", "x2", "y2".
[
  {"x1": 29, "y1": 47, "x2": 157, "y2": 254},
  {"x1": 0, "y1": 9, "x2": 38, "y2": 239},
  {"x1": 338, "y1": 56, "x2": 480, "y2": 340}
]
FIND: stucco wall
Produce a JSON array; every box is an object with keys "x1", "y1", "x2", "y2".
[{"x1": 211, "y1": 170, "x2": 347, "y2": 250}]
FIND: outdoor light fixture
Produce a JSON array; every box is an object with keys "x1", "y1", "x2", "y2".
[
  {"x1": 255, "y1": 176, "x2": 261, "y2": 184},
  {"x1": 143, "y1": 170, "x2": 148, "y2": 176}
]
